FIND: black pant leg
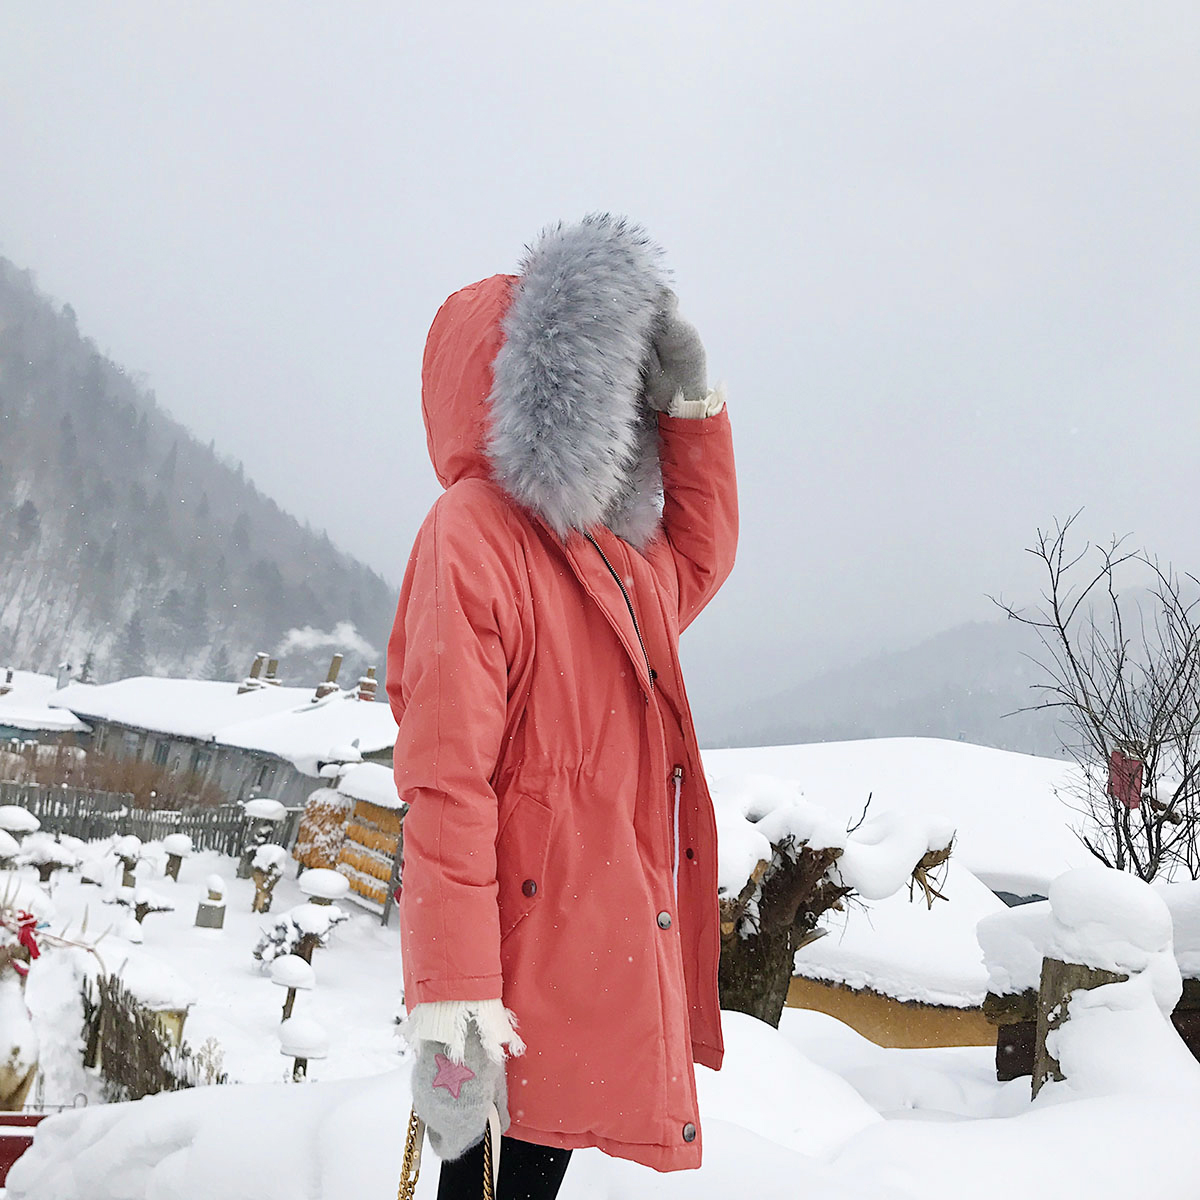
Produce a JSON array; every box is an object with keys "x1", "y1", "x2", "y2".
[{"x1": 436, "y1": 1135, "x2": 572, "y2": 1200}]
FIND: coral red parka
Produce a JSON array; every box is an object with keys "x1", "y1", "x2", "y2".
[{"x1": 387, "y1": 227, "x2": 738, "y2": 1172}]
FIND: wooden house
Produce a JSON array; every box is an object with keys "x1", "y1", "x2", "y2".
[{"x1": 50, "y1": 659, "x2": 396, "y2": 809}]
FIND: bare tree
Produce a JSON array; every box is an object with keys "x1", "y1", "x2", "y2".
[{"x1": 994, "y1": 514, "x2": 1200, "y2": 881}]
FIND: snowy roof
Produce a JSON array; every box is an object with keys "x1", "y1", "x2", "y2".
[
  {"x1": 336, "y1": 762, "x2": 403, "y2": 811},
  {"x1": 794, "y1": 859, "x2": 1005, "y2": 1008},
  {"x1": 53, "y1": 676, "x2": 397, "y2": 777},
  {"x1": 703, "y1": 737, "x2": 1091, "y2": 897},
  {"x1": 53, "y1": 677, "x2": 305, "y2": 740},
  {"x1": 219, "y1": 691, "x2": 397, "y2": 775},
  {"x1": 0, "y1": 670, "x2": 90, "y2": 733}
]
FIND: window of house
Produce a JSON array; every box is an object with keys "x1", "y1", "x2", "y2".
[{"x1": 152, "y1": 740, "x2": 170, "y2": 767}]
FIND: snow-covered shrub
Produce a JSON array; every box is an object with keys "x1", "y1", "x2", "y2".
[
  {"x1": 253, "y1": 901, "x2": 347, "y2": 966},
  {"x1": 17, "y1": 832, "x2": 80, "y2": 883}
]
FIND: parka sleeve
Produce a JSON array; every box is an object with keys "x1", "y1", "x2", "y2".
[
  {"x1": 387, "y1": 486, "x2": 524, "y2": 1007},
  {"x1": 656, "y1": 405, "x2": 739, "y2": 632}
]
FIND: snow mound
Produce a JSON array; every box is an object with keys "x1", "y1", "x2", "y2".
[
  {"x1": 710, "y1": 772, "x2": 953, "y2": 901},
  {"x1": 796, "y1": 860, "x2": 1003, "y2": 1007},
  {"x1": 0, "y1": 805, "x2": 41, "y2": 834},
  {"x1": 695, "y1": 1010, "x2": 880, "y2": 1156}
]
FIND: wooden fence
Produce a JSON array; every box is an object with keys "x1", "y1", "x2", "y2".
[{"x1": 0, "y1": 782, "x2": 289, "y2": 857}]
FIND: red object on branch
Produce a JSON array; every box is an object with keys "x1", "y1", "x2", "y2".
[
  {"x1": 15, "y1": 911, "x2": 40, "y2": 960},
  {"x1": 1108, "y1": 750, "x2": 1144, "y2": 810}
]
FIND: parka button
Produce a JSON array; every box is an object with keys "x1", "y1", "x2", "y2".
[
  {"x1": 522, "y1": 879, "x2": 537, "y2": 897},
  {"x1": 682, "y1": 1122, "x2": 696, "y2": 1143},
  {"x1": 657, "y1": 911, "x2": 672, "y2": 930}
]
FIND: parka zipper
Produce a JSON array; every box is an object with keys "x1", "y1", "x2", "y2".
[
  {"x1": 583, "y1": 531, "x2": 654, "y2": 695},
  {"x1": 672, "y1": 764, "x2": 684, "y2": 903}
]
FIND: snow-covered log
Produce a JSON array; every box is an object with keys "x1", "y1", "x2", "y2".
[{"x1": 711, "y1": 772, "x2": 955, "y2": 1027}]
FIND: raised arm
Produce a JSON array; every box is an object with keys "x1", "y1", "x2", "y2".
[
  {"x1": 643, "y1": 295, "x2": 739, "y2": 631},
  {"x1": 658, "y1": 402, "x2": 738, "y2": 631}
]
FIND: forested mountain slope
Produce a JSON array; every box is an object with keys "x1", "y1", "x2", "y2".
[{"x1": 0, "y1": 256, "x2": 397, "y2": 687}]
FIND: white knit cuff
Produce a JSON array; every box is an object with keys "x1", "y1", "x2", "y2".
[
  {"x1": 666, "y1": 385, "x2": 727, "y2": 420},
  {"x1": 402, "y1": 998, "x2": 526, "y2": 1064}
]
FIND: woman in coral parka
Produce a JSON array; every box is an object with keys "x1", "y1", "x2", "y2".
[{"x1": 387, "y1": 215, "x2": 738, "y2": 1200}]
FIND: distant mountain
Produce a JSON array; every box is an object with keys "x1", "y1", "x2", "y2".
[
  {"x1": 706, "y1": 616, "x2": 1070, "y2": 756},
  {"x1": 0, "y1": 256, "x2": 397, "y2": 688}
]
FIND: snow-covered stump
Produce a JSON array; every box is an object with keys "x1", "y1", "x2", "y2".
[
  {"x1": 113, "y1": 835, "x2": 142, "y2": 889},
  {"x1": 195, "y1": 875, "x2": 226, "y2": 929},
  {"x1": 0, "y1": 805, "x2": 40, "y2": 847},
  {"x1": 251, "y1": 845, "x2": 288, "y2": 913},
  {"x1": 105, "y1": 886, "x2": 174, "y2": 940},
  {"x1": 162, "y1": 833, "x2": 193, "y2": 882},
  {"x1": 237, "y1": 798, "x2": 286, "y2": 880},
  {"x1": 18, "y1": 833, "x2": 80, "y2": 885},
  {"x1": 270, "y1": 954, "x2": 315, "y2": 1021},
  {"x1": 712, "y1": 776, "x2": 956, "y2": 1028},
  {"x1": 1029, "y1": 868, "x2": 1190, "y2": 1100},
  {"x1": 279, "y1": 1016, "x2": 328, "y2": 1081},
  {"x1": 1033, "y1": 957, "x2": 1127, "y2": 1096}
]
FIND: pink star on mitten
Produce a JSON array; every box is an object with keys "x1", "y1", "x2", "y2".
[{"x1": 431, "y1": 1053, "x2": 476, "y2": 1100}]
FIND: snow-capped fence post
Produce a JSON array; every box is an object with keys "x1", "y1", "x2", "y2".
[
  {"x1": 269, "y1": 954, "x2": 315, "y2": 1021},
  {"x1": 114, "y1": 835, "x2": 141, "y2": 888},
  {"x1": 237, "y1": 798, "x2": 286, "y2": 880},
  {"x1": 162, "y1": 833, "x2": 192, "y2": 881},
  {"x1": 251, "y1": 845, "x2": 288, "y2": 913},
  {"x1": 1032, "y1": 956, "x2": 1127, "y2": 1097},
  {"x1": 195, "y1": 875, "x2": 226, "y2": 929},
  {"x1": 280, "y1": 1016, "x2": 328, "y2": 1081}
]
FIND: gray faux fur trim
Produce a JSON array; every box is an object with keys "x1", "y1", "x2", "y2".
[{"x1": 487, "y1": 214, "x2": 669, "y2": 549}]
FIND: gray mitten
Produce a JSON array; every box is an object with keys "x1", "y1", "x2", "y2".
[
  {"x1": 643, "y1": 292, "x2": 708, "y2": 413},
  {"x1": 411, "y1": 1024, "x2": 509, "y2": 1161}
]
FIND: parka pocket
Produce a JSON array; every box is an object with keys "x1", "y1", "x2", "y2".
[{"x1": 496, "y1": 792, "x2": 554, "y2": 942}]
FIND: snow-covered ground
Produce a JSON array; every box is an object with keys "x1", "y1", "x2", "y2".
[
  {"x1": 11, "y1": 1003, "x2": 1200, "y2": 1200},
  {"x1": 16, "y1": 844, "x2": 404, "y2": 1106},
  {"x1": 7, "y1": 738, "x2": 1200, "y2": 1199}
]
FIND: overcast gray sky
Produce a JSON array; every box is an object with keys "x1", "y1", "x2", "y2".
[{"x1": 3, "y1": 2, "x2": 1198, "y2": 708}]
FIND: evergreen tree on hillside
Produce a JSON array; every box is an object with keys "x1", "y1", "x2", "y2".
[
  {"x1": 204, "y1": 643, "x2": 234, "y2": 682},
  {"x1": 115, "y1": 613, "x2": 148, "y2": 678},
  {"x1": 0, "y1": 254, "x2": 397, "y2": 686}
]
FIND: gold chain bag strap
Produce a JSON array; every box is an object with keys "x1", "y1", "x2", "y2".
[{"x1": 397, "y1": 1104, "x2": 501, "y2": 1200}]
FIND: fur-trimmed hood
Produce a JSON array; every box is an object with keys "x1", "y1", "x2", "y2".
[{"x1": 420, "y1": 215, "x2": 671, "y2": 548}]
